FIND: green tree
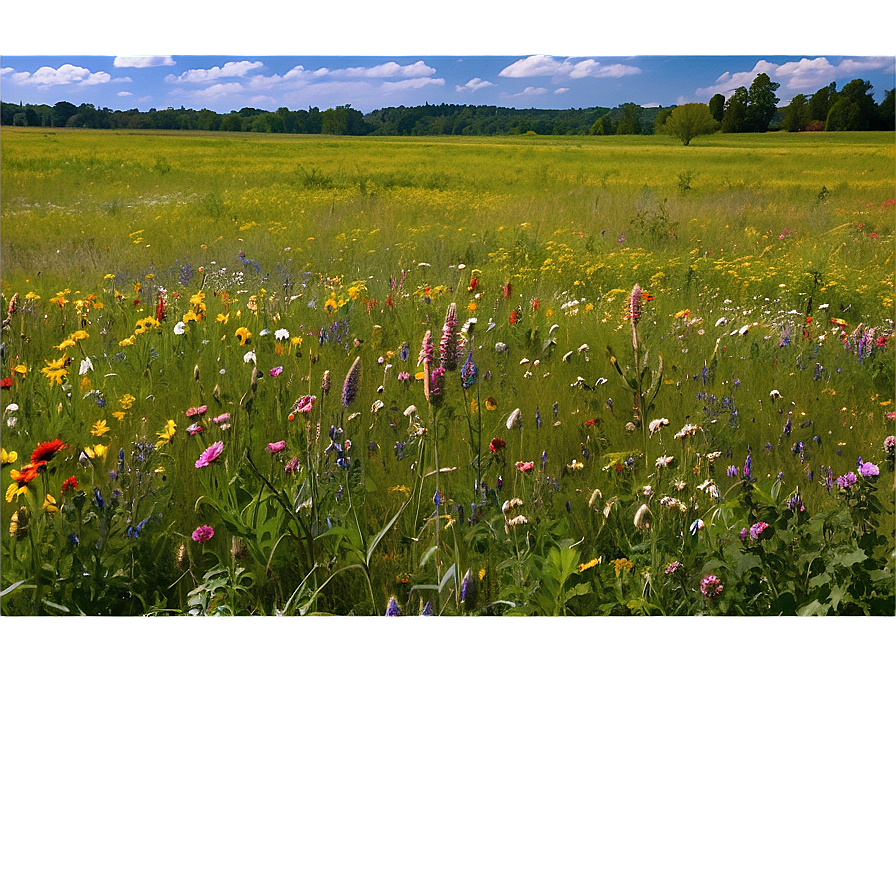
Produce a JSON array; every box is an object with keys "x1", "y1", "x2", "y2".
[
  {"x1": 659, "y1": 102, "x2": 719, "y2": 145},
  {"x1": 877, "y1": 89, "x2": 895, "y2": 130},
  {"x1": 615, "y1": 102, "x2": 643, "y2": 135},
  {"x1": 808, "y1": 82, "x2": 838, "y2": 124},
  {"x1": 721, "y1": 87, "x2": 749, "y2": 132},
  {"x1": 708, "y1": 93, "x2": 725, "y2": 122},
  {"x1": 51, "y1": 100, "x2": 77, "y2": 127},
  {"x1": 826, "y1": 79, "x2": 877, "y2": 131},
  {"x1": 746, "y1": 73, "x2": 780, "y2": 131},
  {"x1": 221, "y1": 113, "x2": 243, "y2": 131},
  {"x1": 781, "y1": 94, "x2": 810, "y2": 132}
]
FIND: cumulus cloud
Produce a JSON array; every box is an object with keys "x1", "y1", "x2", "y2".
[
  {"x1": 456, "y1": 77, "x2": 495, "y2": 93},
  {"x1": 117, "y1": 91, "x2": 132, "y2": 97},
  {"x1": 113, "y1": 56, "x2": 175, "y2": 68},
  {"x1": 499, "y1": 55, "x2": 641, "y2": 80},
  {"x1": 697, "y1": 56, "x2": 895, "y2": 98},
  {"x1": 379, "y1": 77, "x2": 445, "y2": 93},
  {"x1": 5, "y1": 64, "x2": 111, "y2": 89},
  {"x1": 336, "y1": 61, "x2": 436, "y2": 79},
  {"x1": 165, "y1": 61, "x2": 265, "y2": 84}
]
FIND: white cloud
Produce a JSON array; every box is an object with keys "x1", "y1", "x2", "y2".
[
  {"x1": 113, "y1": 56, "x2": 175, "y2": 68},
  {"x1": 553, "y1": 87, "x2": 569, "y2": 94},
  {"x1": 698, "y1": 56, "x2": 895, "y2": 99},
  {"x1": 117, "y1": 91, "x2": 132, "y2": 97},
  {"x1": 164, "y1": 61, "x2": 265, "y2": 85},
  {"x1": 499, "y1": 55, "x2": 641, "y2": 80},
  {"x1": 336, "y1": 61, "x2": 436, "y2": 79},
  {"x1": 513, "y1": 86, "x2": 549, "y2": 97},
  {"x1": 5, "y1": 64, "x2": 111, "y2": 89},
  {"x1": 456, "y1": 77, "x2": 494, "y2": 93},
  {"x1": 379, "y1": 76, "x2": 445, "y2": 93}
]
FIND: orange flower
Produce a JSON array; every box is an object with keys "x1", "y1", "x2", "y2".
[{"x1": 10, "y1": 463, "x2": 43, "y2": 485}]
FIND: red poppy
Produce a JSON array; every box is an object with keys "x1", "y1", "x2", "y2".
[
  {"x1": 0, "y1": 377, "x2": 12, "y2": 389},
  {"x1": 502, "y1": 282, "x2": 512, "y2": 299},
  {"x1": 31, "y1": 439, "x2": 68, "y2": 465},
  {"x1": 509, "y1": 309, "x2": 520, "y2": 325},
  {"x1": 489, "y1": 437, "x2": 506, "y2": 454},
  {"x1": 584, "y1": 419, "x2": 597, "y2": 426}
]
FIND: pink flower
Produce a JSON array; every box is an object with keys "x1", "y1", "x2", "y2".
[
  {"x1": 515, "y1": 461, "x2": 534, "y2": 473},
  {"x1": 195, "y1": 441, "x2": 224, "y2": 468},
  {"x1": 269, "y1": 366, "x2": 283, "y2": 377},
  {"x1": 185, "y1": 405, "x2": 207, "y2": 418},
  {"x1": 293, "y1": 395, "x2": 315, "y2": 414},
  {"x1": 186, "y1": 423, "x2": 204, "y2": 435},
  {"x1": 191, "y1": 525, "x2": 214, "y2": 543},
  {"x1": 266, "y1": 440, "x2": 287, "y2": 454},
  {"x1": 212, "y1": 413, "x2": 231, "y2": 426}
]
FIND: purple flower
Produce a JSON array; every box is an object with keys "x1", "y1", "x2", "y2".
[
  {"x1": 749, "y1": 521, "x2": 769, "y2": 541},
  {"x1": 700, "y1": 574, "x2": 724, "y2": 598},
  {"x1": 266, "y1": 440, "x2": 287, "y2": 454},
  {"x1": 195, "y1": 441, "x2": 224, "y2": 468},
  {"x1": 191, "y1": 525, "x2": 214, "y2": 543},
  {"x1": 385, "y1": 596, "x2": 402, "y2": 616},
  {"x1": 439, "y1": 303, "x2": 458, "y2": 370},
  {"x1": 664, "y1": 560, "x2": 682, "y2": 576},
  {"x1": 418, "y1": 330, "x2": 434, "y2": 367},
  {"x1": 727, "y1": 465, "x2": 739, "y2": 477},
  {"x1": 269, "y1": 366, "x2": 283, "y2": 378},
  {"x1": 858, "y1": 461, "x2": 880, "y2": 479},
  {"x1": 836, "y1": 471, "x2": 857, "y2": 489},
  {"x1": 285, "y1": 456, "x2": 301, "y2": 474},
  {"x1": 460, "y1": 350, "x2": 478, "y2": 389},
  {"x1": 341, "y1": 356, "x2": 361, "y2": 408},
  {"x1": 421, "y1": 600, "x2": 434, "y2": 616},
  {"x1": 459, "y1": 568, "x2": 478, "y2": 607}
]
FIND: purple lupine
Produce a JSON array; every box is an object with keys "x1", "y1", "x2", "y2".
[
  {"x1": 341, "y1": 357, "x2": 361, "y2": 408},
  {"x1": 743, "y1": 450, "x2": 752, "y2": 480},
  {"x1": 385, "y1": 596, "x2": 401, "y2": 616},
  {"x1": 418, "y1": 330, "x2": 434, "y2": 367},
  {"x1": 429, "y1": 365, "x2": 446, "y2": 403},
  {"x1": 439, "y1": 303, "x2": 458, "y2": 370},
  {"x1": 629, "y1": 283, "x2": 643, "y2": 322},
  {"x1": 421, "y1": 600, "x2": 434, "y2": 616},
  {"x1": 459, "y1": 568, "x2": 478, "y2": 608},
  {"x1": 460, "y1": 349, "x2": 478, "y2": 390}
]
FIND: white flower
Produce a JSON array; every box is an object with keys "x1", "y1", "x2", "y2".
[
  {"x1": 274, "y1": 328, "x2": 290, "y2": 341},
  {"x1": 403, "y1": 404, "x2": 417, "y2": 417},
  {"x1": 655, "y1": 455, "x2": 674, "y2": 468},
  {"x1": 577, "y1": 343, "x2": 589, "y2": 353},
  {"x1": 648, "y1": 417, "x2": 669, "y2": 435},
  {"x1": 371, "y1": 400, "x2": 384, "y2": 414},
  {"x1": 502, "y1": 497, "x2": 524, "y2": 515},
  {"x1": 4, "y1": 403, "x2": 19, "y2": 416},
  {"x1": 243, "y1": 350, "x2": 256, "y2": 364},
  {"x1": 506, "y1": 408, "x2": 522, "y2": 430},
  {"x1": 505, "y1": 514, "x2": 529, "y2": 528},
  {"x1": 633, "y1": 503, "x2": 651, "y2": 529},
  {"x1": 173, "y1": 321, "x2": 186, "y2": 335},
  {"x1": 769, "y1": 389, "x2": 781, "y2": 401},
  {"x1": 79, "y1": 357, "x2": 94, "y2": 376},
  {"x1": 738, "y1": 325, "x2": 750, "y2": 336},
  {"x1": 674, "y1": 424, "x2": 702, "y2": 439},
  {"x1": 519, "y1": 358, "x2": 530, "y2": 365},
  {"x1": 495, "y1": 342, "x2": 507, "y2": 353},
  {"x1": 715, "y1": 317, "x2": 728, "y2": 327}
]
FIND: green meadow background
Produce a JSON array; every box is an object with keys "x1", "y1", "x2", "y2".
[{"x1": 0, "y1": 126, "x2": 896, "y2": 894}]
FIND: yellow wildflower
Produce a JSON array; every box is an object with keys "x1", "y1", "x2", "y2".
[
  {"x1": 70, "y1": 330, "x2": 90, "y2": 342},
  {"x1": 324, "y1": 297, "x2": 338, "y2": 314},
  {"x1": 119, "y1": 394, "x2": 136, "y2": 410},
  {"x1": 155, "y1": 419, "x2": 177, "y2": 447},
  {"x1": 235, "y1": 326, "x2": 252, "y2": 345},
  {"x1": 42, "y1": 494, "x2": 59, "y2": 514},
  {"x1": 578, "y1": 557, "x2": 602, "y2": 572},
  {"x1": 91, "y1": 419, "x2": 111, "y2": 438},
  {"x1": 41, "y1": 357, "x2": 68, "y2": 386},
  {"x1": 84, "y1": 444, "x2": 108, "y2": 460},
  {"x1": 55, "y1": 338, "x2": 77, "y2": 351},
  {"x1": 1, "y1": 449, "x2": 17, "y2": 466},
  {"x1": 216, "y1": 313, "x2": 230, "y2": 324},
  {"x1": 613, "y1": 557, "x2": 634, "y2": 576},
  {"x1": 119, "y1": 335, "x2": 136, "y2": 347},
  {"x1": 6, "y1": 482, "x2": 29, "y2": 503},
  {"x1": 112, "y1": 411, "x2": 126, "y2": 422}
]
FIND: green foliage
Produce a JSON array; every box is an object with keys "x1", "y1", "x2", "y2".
[{"x1": 659, "y1": 103, "x2": 720, "y2": 146}]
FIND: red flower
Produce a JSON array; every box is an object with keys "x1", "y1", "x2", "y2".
[
  {"x1": 0, "y1": 377, "x2": 12, "y2": 389},
  {"x1": 61, "y1": 475, "x2": 78, "y2": 495},
  {"x1": 489, "y1": 437, "x2": 506, "y2": 454},
  {"x1": 31, "y1": 439, "x2": 68, "y2": 465},
  {"x1": 155, "y1": 294, "x2": 166, "y2": 321},
  {"x1": 502, "y1": 282, "x2": 512, "y2": 300},
  {"x1": 515, "y1": 461, "x2": 534, "y2": 473},
  {"x1": 11, "y1": 463, "x2": 43, "y2": 484},
  {"x1": 531, "y1": 298, "x2": 539, "y2": 312},
  {"x1": 584, "y1": 419, "x2": 596, "y2": 426},
  {"x1": 875, "y1": 335, "x2": 888, "y2": 348},
  {"x1": 509, "y1": 309, "x2": 520, "y2": 325},
  {"x1": 185, "y1": 405, "x2": 208, "y2": 418}
]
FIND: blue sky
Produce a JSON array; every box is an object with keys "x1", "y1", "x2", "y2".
[
  {"x1": 2, "y1": 3, "x2": 893, "y2": 114},
  {"x1": 2, "y1": 54, "x2": 893, "y2": 115}
]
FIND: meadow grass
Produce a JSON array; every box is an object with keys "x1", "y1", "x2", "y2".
[{"x1": 1, "y1": 128, "x2": 893, "y2": 615}]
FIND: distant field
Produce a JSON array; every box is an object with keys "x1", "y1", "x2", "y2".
[{"x1": 1, "y1": 128, "x2": 893, "y2": 615}]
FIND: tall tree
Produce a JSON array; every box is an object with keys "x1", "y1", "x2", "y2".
[
  {"x1": 781, "y1": 94, "x2": 810, "y2": 132},
  {"x1": 659, "y1": 102, "x2": 719, "y2": 145},
  {"x1": 708, "y1": 93, "x2": 725, "y2": 123},
  {"x1": 826, "y1": 79, "x2": 877, "y2": 131},
  {"x1": 721, "y1": 87, "x2": 750, "y2": 133},
  {"x1": 746, "y1": 73, "x2": 780, "y2": 131},
  {"x1": 808, "y1": 82, "x2": 838, "y2": 124}
]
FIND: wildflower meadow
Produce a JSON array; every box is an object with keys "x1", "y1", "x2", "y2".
[{"x1": 2, "y1": 128, "x2": 894, "y2": 615}]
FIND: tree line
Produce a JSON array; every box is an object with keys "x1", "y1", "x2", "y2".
[{"x1": 2, "y1": 75, "x2": 893, "y2": 136}]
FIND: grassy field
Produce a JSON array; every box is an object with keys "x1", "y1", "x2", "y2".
[{"x1": 1, "y1": 128, "x2": 894, "y2": 615}]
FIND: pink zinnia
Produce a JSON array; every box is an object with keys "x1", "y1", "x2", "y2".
[
  {"x1": 195, "y1": 441, "x2": 224, "y2": 468},
  {"x1": 186, "y1": 405, "x2": 207, "y2": 418},
  {"x1": 293, "y1": 395, "x2": 315, "y2": 414},
  {"x1": 266, "y1": 440, "x2": 287, "y2": 454},
  {"x1": 191, "y1": 525, "x2": 214, "y2": 543}
]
